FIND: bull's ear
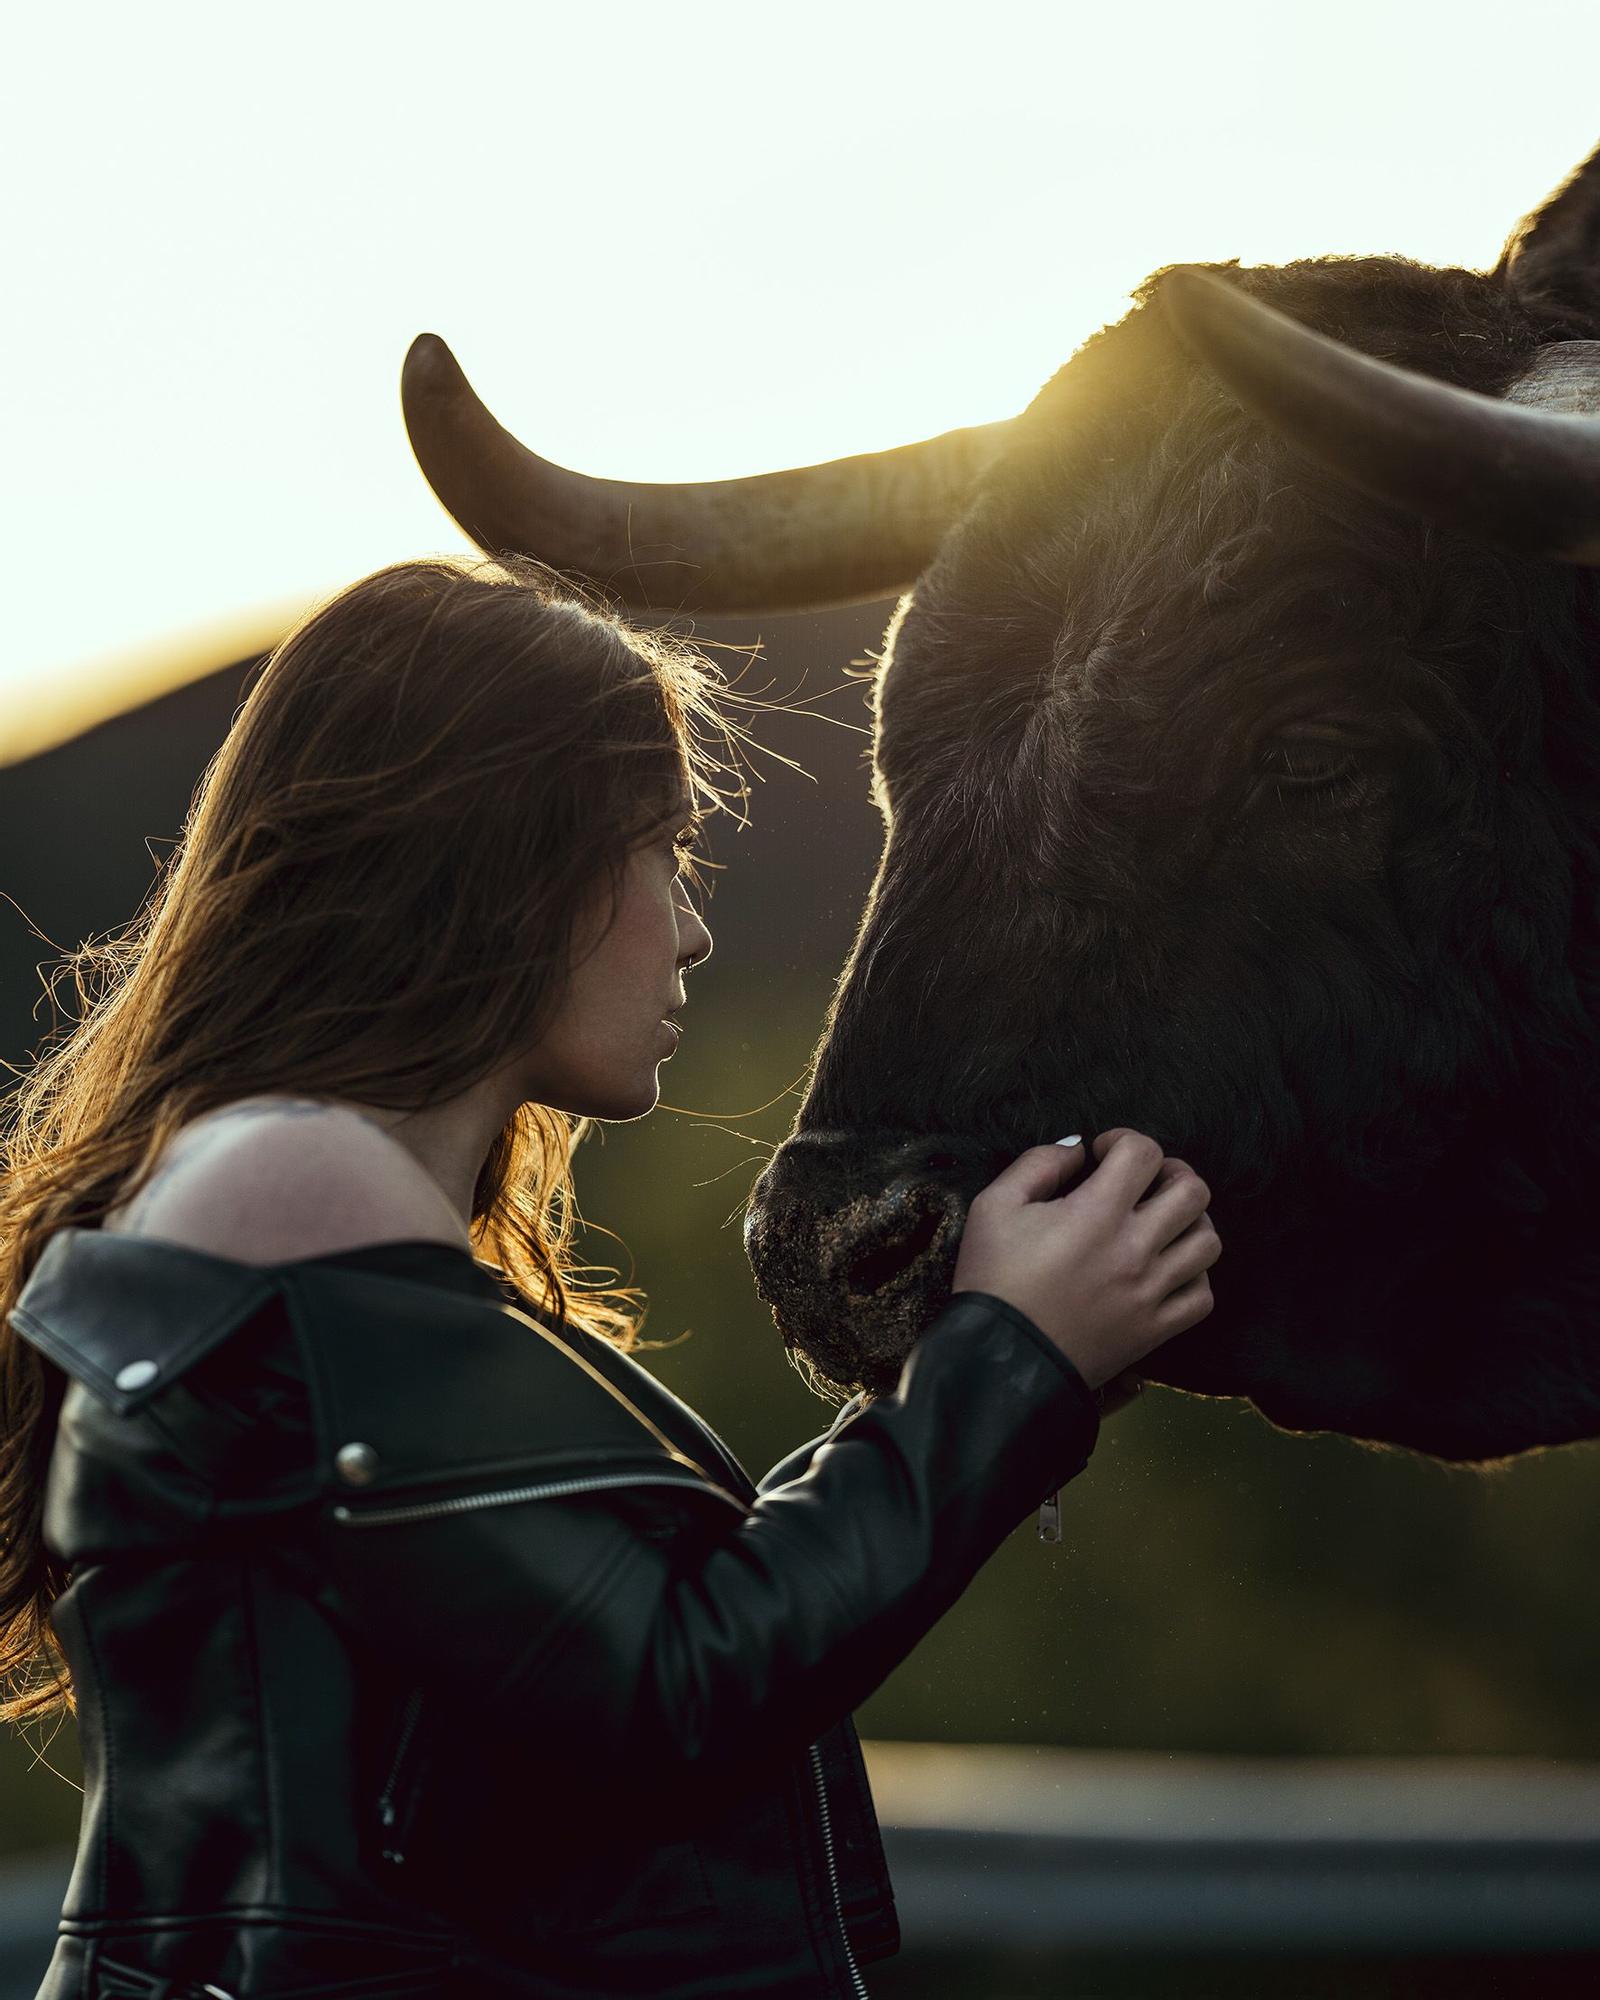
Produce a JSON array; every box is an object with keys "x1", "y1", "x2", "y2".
[{"x1": 1497, "y1": 141, "x2": 1600, "y2": 330}]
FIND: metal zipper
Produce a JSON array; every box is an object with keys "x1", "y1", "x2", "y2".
[
  {"x1": 1038, "y1": 1489, "x2": 1062, "y2": 1542},
  {"x1": 376, "y1": 1684, "x2": 425, "y2": 1865},
  {"x1": 808, "y1": 1742, "x2": 869, "y2": 2000},
  {"x1": 333, "y1": 1469, "x2": 749, "y2": 1528}
]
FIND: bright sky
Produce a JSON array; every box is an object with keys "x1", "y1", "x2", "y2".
[{"x1": 4, "y1": 0, "x2": 1598, "y2": 752}]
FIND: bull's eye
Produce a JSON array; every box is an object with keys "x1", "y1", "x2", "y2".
[{"x1": 1252, "y1": 737, "x2": 1359, "y2": 794}]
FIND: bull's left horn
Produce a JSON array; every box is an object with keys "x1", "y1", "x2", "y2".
[
  {"x1": 1161, "y1": 268, "x2": 1600, "y2": 566},
  {"x1": 402, "y1": 333, "x2": 1014, "y2": 613}
]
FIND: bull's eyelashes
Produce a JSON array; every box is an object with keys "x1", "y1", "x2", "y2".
[
  {"x1": 1255, "y1": 737, "x2": 1358, "y2": 786},
  {"x1": 1248, "y1": 734, "x2": 1362, "y2": 804}
]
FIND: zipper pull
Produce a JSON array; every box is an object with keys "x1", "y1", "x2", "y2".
[
  {"x1": 376, "y1": 1685, "x2": 423, "y2": 1867},
  {"x1": 1038, "y1": 1490, "x2": 1061, "y2": 1543}
]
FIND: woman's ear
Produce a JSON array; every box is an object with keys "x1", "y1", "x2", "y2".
[{"x1": 1496, "y1": 141, "x2": 1600, "y2": 332}]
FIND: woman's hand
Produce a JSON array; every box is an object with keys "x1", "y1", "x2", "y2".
[{"x1": 950, "y1": 1127, "x2": 1220, "y2": 1389}]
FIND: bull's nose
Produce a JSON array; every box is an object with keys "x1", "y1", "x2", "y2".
[
  {"x1": 841, "y1": 1189, "x2": 947, "y2": 1297},
  {"x1": 747, "y1": 1129, "x2": 993, "y2": 1291},
  {"x1": 745, "y1": 1129, "x2": 1003, "y2": 1393}
]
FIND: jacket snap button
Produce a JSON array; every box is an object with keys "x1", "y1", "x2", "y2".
[
  {"x1": 335, "y1": 1442, "x2": 381, "y2": 1486},
  {"x1": 115, "y1": 1359, "x2": 159, "y2": 1392}
]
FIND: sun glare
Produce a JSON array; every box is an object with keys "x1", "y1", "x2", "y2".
[{"x1": 4, "y1": 0, "x2": 1598, "y2": 738}]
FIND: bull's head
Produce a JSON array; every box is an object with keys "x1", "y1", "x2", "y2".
[{"x1": 404, "y1": 145, "x2": 1600, "y2": 1462}]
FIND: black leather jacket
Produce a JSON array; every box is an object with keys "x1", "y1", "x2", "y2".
[{"x1": 11, "y1": 1226, "x2": 1100, "y2": 1998}]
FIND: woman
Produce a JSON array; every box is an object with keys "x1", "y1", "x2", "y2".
[{"x1": 0, "y1": 553, "x2": 1220, "y2": 1998}]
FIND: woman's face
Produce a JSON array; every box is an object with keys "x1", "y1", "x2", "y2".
[{"x1": 517, "y1": 794, "x2": 712, "y2": 1120}]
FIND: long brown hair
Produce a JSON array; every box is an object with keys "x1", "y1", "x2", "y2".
[{"x1": 0, "y1": 551, "x2": 750, "y2": 1722}]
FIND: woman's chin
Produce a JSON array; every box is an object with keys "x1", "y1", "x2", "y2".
[
  {"x1": 567, "y1": 1072, "x2": 663, "y2": 1123},
  {"x1": 618, "y1": 1076, "x2": 664, "y2": 1120},
  {"x1": 524, "y1": 1048, "x2": 668, "y2": 1123}
]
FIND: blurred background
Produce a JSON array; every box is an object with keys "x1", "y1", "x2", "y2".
[{"x1": 6, "y1": 1, "x2": 1600, "y2": 1991}]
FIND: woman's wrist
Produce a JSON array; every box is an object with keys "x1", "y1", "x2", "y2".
[{"x1": 946, "y1": 1288, "x2": 1100, "y2": 1415}]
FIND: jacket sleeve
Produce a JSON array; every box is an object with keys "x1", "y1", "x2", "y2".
[
  {"x1": 754, "y1": 1389, "x2": 871, "y2": 1495},
  {"x1": 312, "y1": 1290, "x2": 1098, "y2": 1827}
]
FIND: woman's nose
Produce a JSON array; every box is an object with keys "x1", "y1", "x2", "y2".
[{"x1": 679, "y1": 901, "x2": 713, "y2": 970}]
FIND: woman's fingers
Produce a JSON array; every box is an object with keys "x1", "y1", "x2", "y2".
[
  {"x1": 1154, "y1": 1213, "x2": 1223, "y2": 1293},
  {"x1": 1155, "y1": 1269, "x2": 1217, "y2": 1333},
  {"x1": 1081, "y1": 1129, "x2": 1166, "y2": 1211},
  {"x1": 971, "y1": 1138, "x2": 1086, "y2": 1212},
  {"x1": 1134, "y1": 1158, "x2": 1212, "y2": 1250},
  {"x1": 1136, "y1": 1154, "x2": 1190, "y2": 1201}
]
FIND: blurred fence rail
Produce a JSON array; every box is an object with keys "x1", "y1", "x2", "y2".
[
  {"x1": 863, "y1": 1741, "x2": 1600, "y2": 1995},
  {"x1": 0, "y1": 1857, "x2": 65, "y2": 2000},
  {"x1": 5, "y1": 1742, "x2": 1600, "y2": 1997}
]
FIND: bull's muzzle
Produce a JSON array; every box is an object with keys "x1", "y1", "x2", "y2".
[{"x1": 745, "y1": 1129, "x2": 1005, "y2": 1394}]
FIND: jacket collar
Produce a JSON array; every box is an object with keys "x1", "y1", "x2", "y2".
[
  {"x1": 13, "y1": 1228, "x2": 752, "y2": 1509},
  {"x1": 12, "y1": 1226, "x2": 284, "y2": 1415}
]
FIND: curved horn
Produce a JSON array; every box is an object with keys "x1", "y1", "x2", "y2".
[
  {"x1": 402, "y1": 334, "x2": 1013, "y2": 614},
  {"x1": 1160, "y1": 269, "x2": 1600, "y2": 566}
]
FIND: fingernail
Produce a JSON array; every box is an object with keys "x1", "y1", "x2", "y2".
[{"x1": 1055, "y1": 1134, "x2": 1083, "y2": 1148}]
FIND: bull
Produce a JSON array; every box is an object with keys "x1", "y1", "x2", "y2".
[{"x1": 402, "y1": 144, "x2": 1600, "y2": 1464}]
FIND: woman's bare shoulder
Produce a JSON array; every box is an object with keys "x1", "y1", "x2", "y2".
[{"x1": 102, "y1": 1095, "x2": 471, "y2": 1265}]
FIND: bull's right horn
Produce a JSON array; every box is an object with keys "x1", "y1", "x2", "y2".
[
  {"x1": 1161, "y1": 268, "x2": 1600, "y2": 566},
  {"x1": 402, "y1": 333, "x2": 1015, "y2": 614}
]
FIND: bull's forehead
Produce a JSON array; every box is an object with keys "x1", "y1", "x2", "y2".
[
  {"x1": 876, "y1": 251, "x2": 1542, "y2": 732},
  {"x1": 876, "y1": 441, "x2": 1435, "y2": 808}
]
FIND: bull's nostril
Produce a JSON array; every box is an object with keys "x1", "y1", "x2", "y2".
[
  {"x1": 924, "y1": 1151, "x2": 960, "y2": 1172},
  {"x1": 845, "y1": 1205, "x2": 944, "y2": 1296}
]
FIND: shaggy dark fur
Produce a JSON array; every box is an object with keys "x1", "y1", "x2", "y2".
[{"x1": 745, "y1": 148, "x2": 1600, "y2": 1463}]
